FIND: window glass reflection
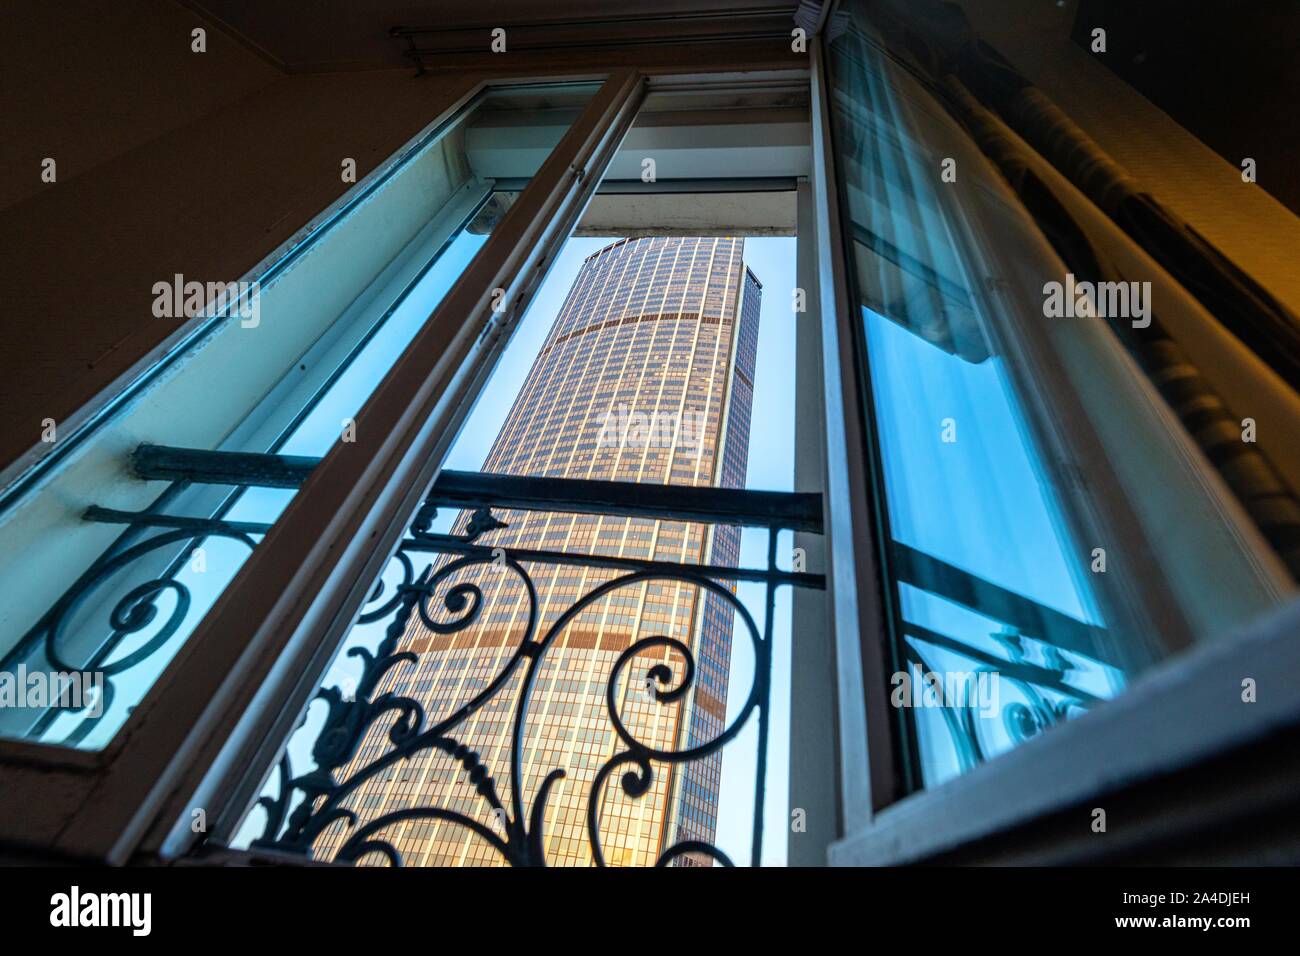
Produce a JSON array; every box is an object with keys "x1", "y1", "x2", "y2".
[{"x1": 825, "y1": 10, "x2": 1129, "y2": 789}]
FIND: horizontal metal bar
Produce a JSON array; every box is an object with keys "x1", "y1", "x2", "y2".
[
  {"x1": 410, "y1": 539, "x2": 824, "y2": 589},
  {"x1": 890, "y1": 542, "x2": 1105, "y2": 664},
  {"x1": 429, "y1": 470, "x2": 822, "y2": 532},
  {"x1": 492, "y1": 177, "x2": 800, "y2": 195},
  {"x1": 81, "y1": 506, "x2": 823, "y2": 589},
  {"x1": 82, "y1": 505, "x2": 268, "y2": 537},
  {"x1": 131, "y1": 444, "x2": 823, "y2": 531},
  {"x1": 131, "y1": 444, "x2": 316, "y2": 489}
]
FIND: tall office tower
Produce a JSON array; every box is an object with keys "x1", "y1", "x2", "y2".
[{"x1": 316, "y1": 236, "x2": 761, "y2": 866}]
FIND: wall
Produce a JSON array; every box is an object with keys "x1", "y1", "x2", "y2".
[
  {"x1": 1, "y1": 0, "x2": 280, "y2": 213},
  {"x1": 960, "y1": 0, "x2": 1300, "y2": 312}
]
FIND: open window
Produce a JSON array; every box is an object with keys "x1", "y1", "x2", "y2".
[
  {"x1": 218, "y1": 79, "x2": 822, "y2": 868},
  {"x1": 3, "y1": 0, "x2": 1297, "y2": 871}
]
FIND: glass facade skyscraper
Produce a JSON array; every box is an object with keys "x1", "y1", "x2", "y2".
[{"x1": 315, "y1": 236, "x2": 761, "y2": 866}]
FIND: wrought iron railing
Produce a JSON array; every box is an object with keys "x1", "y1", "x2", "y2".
[
  {"x1": 21, "y1": 444, "x2": 823, "y2": 866},
  {"x1": 226, "y1": 450, "x2": 824, "y2": 868},
  {"x1": 2, "y1": 442, "x2": 1117, "y2": 861}
]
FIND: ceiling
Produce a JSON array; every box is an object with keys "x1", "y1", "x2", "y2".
[
  {"x1": 961, "y1": 0, "x2": 1300, "y2": 216},
  {"x1": 185, "y1": 0, "x2": 802, "y2": 72}
]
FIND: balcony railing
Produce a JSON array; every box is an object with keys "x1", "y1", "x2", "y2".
[
  {"x1": 69, "y1": 445, "x2": 824, "y2": 866},
  {"x1": 2, "y1": 443, "x2": 1119, "y2": 863}
]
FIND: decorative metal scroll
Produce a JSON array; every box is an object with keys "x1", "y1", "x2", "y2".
[
  {"x1": 0, "y1": 514, "x2": 259, "y2": 747},
  {"x1": 902, "y1": 621, "x2": 1105, "y2": 776},
  {"x1": 250, "y1": 507, "x2": 775, "y2": 868},
  {"x1": 3, "y1": 441, "x2": 819, "y2": 867},
  {"x1": 4, "y1": 432, "x2": 1115, "y2": 861}
]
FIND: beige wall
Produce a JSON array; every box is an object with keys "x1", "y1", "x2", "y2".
[
  {"x1": 1, "y1": 0, "x2": 280, "y2": 213},
  {"x1": 0, "y1": 1, "x2": 478, "y2": 475},
  {"x1": 960, "y1": 0, "x2": 1300, "y2": 312}
]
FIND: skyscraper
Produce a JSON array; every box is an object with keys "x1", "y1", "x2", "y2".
[{"x1": 316, "y1": 236, "x2": 761, "y2": 866}]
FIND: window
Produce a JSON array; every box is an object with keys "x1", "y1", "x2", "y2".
[
  {"x1": 230, "y1": 94, "x2": 813, "y2": 865},
  {"x1": 822, "y1": 3, "x2": 1291, "y2": 801},
  {"x1": 0, "y1": 83, "x2": 602, "y2": 751}
]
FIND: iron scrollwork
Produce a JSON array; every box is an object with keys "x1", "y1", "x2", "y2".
[
  {"x1": 1, "y1": 522, "x2": 259, "y2": 747},
  {"x1": 251, "y1": 505, "x2": 770, "y2": 868},
  {"x1": 903, "y1": 622, "x2": 1104, "y2": 776},
  {"x1": 19, "y1": 445, "x2": 817, "y2": 865}
]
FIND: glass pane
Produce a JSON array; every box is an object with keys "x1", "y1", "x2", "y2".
[
  {"x1": 0, "y1": 82, "x2": 600, "y2": 750},
  {"x1": 824, "y1": 4, "x2": 1284, "y2": 791}
]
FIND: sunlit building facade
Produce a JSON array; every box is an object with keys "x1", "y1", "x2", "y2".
[{"x1": 316, "y1": 236, "x2": 761, "y2": 866}]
